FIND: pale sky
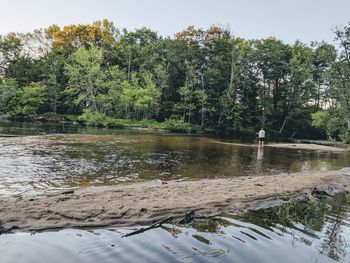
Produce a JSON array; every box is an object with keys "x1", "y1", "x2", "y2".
[{"x1": 0, "y1": 0, "x2": 349, "y2": 44}]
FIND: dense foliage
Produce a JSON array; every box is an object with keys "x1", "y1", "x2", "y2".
[{"x1": 0, "y1": 20, "x2": 349, "y2": 140}]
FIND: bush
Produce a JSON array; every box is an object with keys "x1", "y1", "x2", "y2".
[
  {"x1": 78, "y1": 109, "x2": 124, "y2": 128},
  {"x1": 65, "y1": 114, "x2": 79, "y2": 122},
  {"x1": 42, "y1": 112, "x2": 65, "y2": 121},
  {"x1": 161, "y1": 119, "x2": 196, "y2": 133},
  {"x1": 76, "y1": 110, "x2": 200, "y2": 133},
  {"x1": 311, "y1": 111, "x2": 342, "y2": 140},
  {"x1": 238, "y1": 127, "x2": 257, "y2": 137},
  {"x1": 104, "y1": 117, "x2": 125, "y2": 128},
  {"x1": 340, "y1": 130, "x2": 350, "y2": 144}
]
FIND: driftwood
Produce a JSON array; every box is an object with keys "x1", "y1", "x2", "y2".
[
  {"x1": 122, "y1": 216, "x2": 174, "y2": 237},
  {"x1": 178, "y1": 210, "x2": 195, "y2": 224},
  {"x1": 122, "y1": 211, "x2": 223, "y2": 237}
]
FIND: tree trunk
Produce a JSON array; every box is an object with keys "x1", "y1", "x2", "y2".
[
  {"x1": 200, "y1": 73, "x2": 205, "y2": 129},
  {"x1": 316, "y1": 83, "x2": 321, "y2": 109},
  {"x1": 273, "y1": 78, "x2": 279, "y2": 115},
  {"x1": 279, "y1": 117, "x2": 288, "y2": 133},
  {"x1": 200, "y1": 106, "x2": 204, "y2": 129},
  {"x1": 228, "y1": 48, "x2": 237, "y2": 104},
  {"x1": 127, "y1": 48, "x2": 132, "y2": 82}
]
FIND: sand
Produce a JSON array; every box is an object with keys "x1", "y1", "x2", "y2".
[
  {"x1": 1, "y1": 168, "x2": 350, "y2": 232},
  {"x1": 211, "y1": 140, "x2": 348, "y2": 152}
]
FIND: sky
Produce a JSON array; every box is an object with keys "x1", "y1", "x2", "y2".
[{"x1": 0, "y1": 0, "x2": 349, "y2": 44}]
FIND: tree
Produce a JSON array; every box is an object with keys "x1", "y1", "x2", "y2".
[
  {"x1": 119, "y1": 72, "x2": 160, "y2": 120},
  {"x1": 64, "y1": 46, "x2": 106, "y2": 113},
  {"x1": 0, "y1": 78, "x2": 19, "y2": 116},
  {"x1": 312, "y1": 42, "x2": 337, "y2": 109},
  {"x1": 0, "y1": 33, "x2": 22, "y2": 76},
  {"x1": 0, "y1": 20, "x2": 350, "y2": 140},
  {"x1": 312, "y1": 111, "x2": 342, "y2": 140},
  {"x1": 176, "y1": 61, "x2": 199, "y2": 123},
  {"x1": 255, "y1": 38, "x2": 292, "y2": 130},
  {"x1": 45, "y1": 19, "x2": 118, "y2": 53},
  {"x1": 14, "y1": 82, "x2": 46, "y2": 118}
]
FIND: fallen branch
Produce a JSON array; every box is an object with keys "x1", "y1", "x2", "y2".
[
  {"x1": 122, "y1": 216, "x2": 173, "y2": 237},
  {"x1": 122, "y1": 211, "x2": 224, "y2": 238},
  {"x1": 178, "y1": 210, "x2": 195, "y2": 224}
]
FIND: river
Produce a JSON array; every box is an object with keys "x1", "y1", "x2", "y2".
[{"x1": 0, "y1": 121, "x2": 349, "y2": 262}]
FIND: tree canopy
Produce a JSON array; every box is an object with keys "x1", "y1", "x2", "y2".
[{"x1": 0, "y1": 20, "x2": 349, "y2": 141}]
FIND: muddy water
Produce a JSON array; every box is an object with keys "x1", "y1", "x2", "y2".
[
  {"x1": 0, "y1": 122, "x2": 350, "y2": 197},
  {"x1": 1, "y1": 193, "x2": 349, "y2": 263}
]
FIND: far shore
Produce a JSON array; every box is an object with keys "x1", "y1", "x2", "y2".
[{"x1": 1, "y1": 168, "x2": 350, "y2": 233}]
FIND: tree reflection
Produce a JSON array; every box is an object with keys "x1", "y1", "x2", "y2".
[
  {"x1": 238, "y1": 193, "x2": 350, "y2": 262},
  {"x1": 319, "y1": 193, "x2": 350, "y2": 261}
]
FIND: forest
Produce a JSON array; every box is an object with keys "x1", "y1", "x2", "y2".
[{"x1": 0, "y1": 19, "x2": 349, "y2": 141}]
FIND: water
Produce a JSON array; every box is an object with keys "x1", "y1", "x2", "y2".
[
  {"x1": 0, "y1": 122, "x2": 349, "y2": 197},
  {"x1": 0, "y1": 121, "x2": 350, "y2": 197},
  {"x1": 0, "y1": 193, "x2": 349, "y2": 263},
  {"x1": 1, "y1": 121, "x2": 350, "y2": 262}
]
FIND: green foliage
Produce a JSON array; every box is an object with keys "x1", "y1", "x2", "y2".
[
  {"x1": 78, "y1": 109, "x2": 124, "y2": 128},
  {"x1": 119, "y1": 72, "x2": 160, "y2": 119},
  {"x1": 340, "y1": 130, "x2": 350, "y2": 143},
  {"x1": 161, "y1": 118, "x2": 196, "y2": 133},
  {"x1": 77, "y1": 109, "x2": 196, "y2": 132},
  {"x1": 311, "y1": 111, "x2": 329, "y2": 129},
  {"x1": 14, "y1": 83, "x2": 46, "y2": 118},
  {"x1": 312, "y1": 111, "x2": 343, "y2": 140},
  {"x1": 0, "y1": 20, "x2": 349, "y2": 139},
  {"x1": 0, "y1": 78, "x2": 19, "y2": 116},
  {"x1": 65, "y1": 114, "x2": 79, "y2": 122},
  {"x1": 0, "y1": 80, "x2": 46, "y2": 119},
  {"x1": 64, "y1": 46, "x2": 106, "y2": 112}
]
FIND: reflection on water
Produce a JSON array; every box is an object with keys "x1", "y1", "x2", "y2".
[
  {"x1": 256, "y1": 147, "x2": 264, "y2": 172},
  {"x1": 0, "y1": 122, "x2": 350, "y2": 196},
  {"x1": 0, "y1": 193, "x2": 349, "y2": 263}
]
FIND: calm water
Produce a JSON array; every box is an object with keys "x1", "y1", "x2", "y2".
[
  {"x1": 1, "y1": 193, "x2": 349, "y2": 263},
  {"x1": 0, "y1": 122, "x2": 350, "y2": 197},
  {"x1": 1, "y1": 121, "x2": 350, "y2": 263}
]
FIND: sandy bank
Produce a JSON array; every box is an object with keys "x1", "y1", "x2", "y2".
[
  {"x1": 1, "y1": 168, "x2": 350, "y2": 232},
  {"x1": 211, "y1": 140, "x2": 348, "y2": 152}
]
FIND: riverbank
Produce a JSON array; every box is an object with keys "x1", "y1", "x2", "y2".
[{"x1": 1, "y1": 168, "x2": 350, "y2": 233}]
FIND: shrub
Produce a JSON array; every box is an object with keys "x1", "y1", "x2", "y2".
[
  {"x1": 340, "y1": 130, "x2": 350, "y2": 144},
  {"x1": 161, "y1": 119, "x2": 195, "y2": 133},
  {"x1": 311, "y1": 111, "x2": 342, "y2": 140},
  {"x1": 65, "y1": 114, "x2": 79, "y2": 122},
  {"x1": 78, "y1": 109, "x2": 124, "y2": 128}
]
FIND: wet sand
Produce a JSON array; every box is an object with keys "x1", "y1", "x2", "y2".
[
  {"x1": 1, "y1": 168, "x2": 350, "y2": 232},
  {"x1": 211, "y1": 140, "x2": 349, "y2": 152}
]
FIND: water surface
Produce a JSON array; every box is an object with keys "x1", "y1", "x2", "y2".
[
  {"x1": 1, "y1": 193, "x2": 349, "y2": 263},
  {"x1": 0, "y1": 121, "x2": 349, "y2": 197},
  {"x1": 1, "y1": 121, "x2": 350, "y2": 262}
]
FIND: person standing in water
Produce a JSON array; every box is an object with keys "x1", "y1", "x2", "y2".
[{"x1": 258, "y1": 128, "x2": 265, "y2": 148}]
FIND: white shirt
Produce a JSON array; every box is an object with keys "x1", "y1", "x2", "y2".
[{"x1": 258, "y1": 130, "x2": 265, "y2": 138}]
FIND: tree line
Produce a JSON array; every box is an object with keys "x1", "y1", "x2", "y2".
[{"x1": 0, "y1": 19, "x2": 349, "y2": 141}]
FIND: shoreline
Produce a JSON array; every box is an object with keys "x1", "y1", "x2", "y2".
[{"x1": 1, "y1": 168, "x2": 350, "y2": 233}]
